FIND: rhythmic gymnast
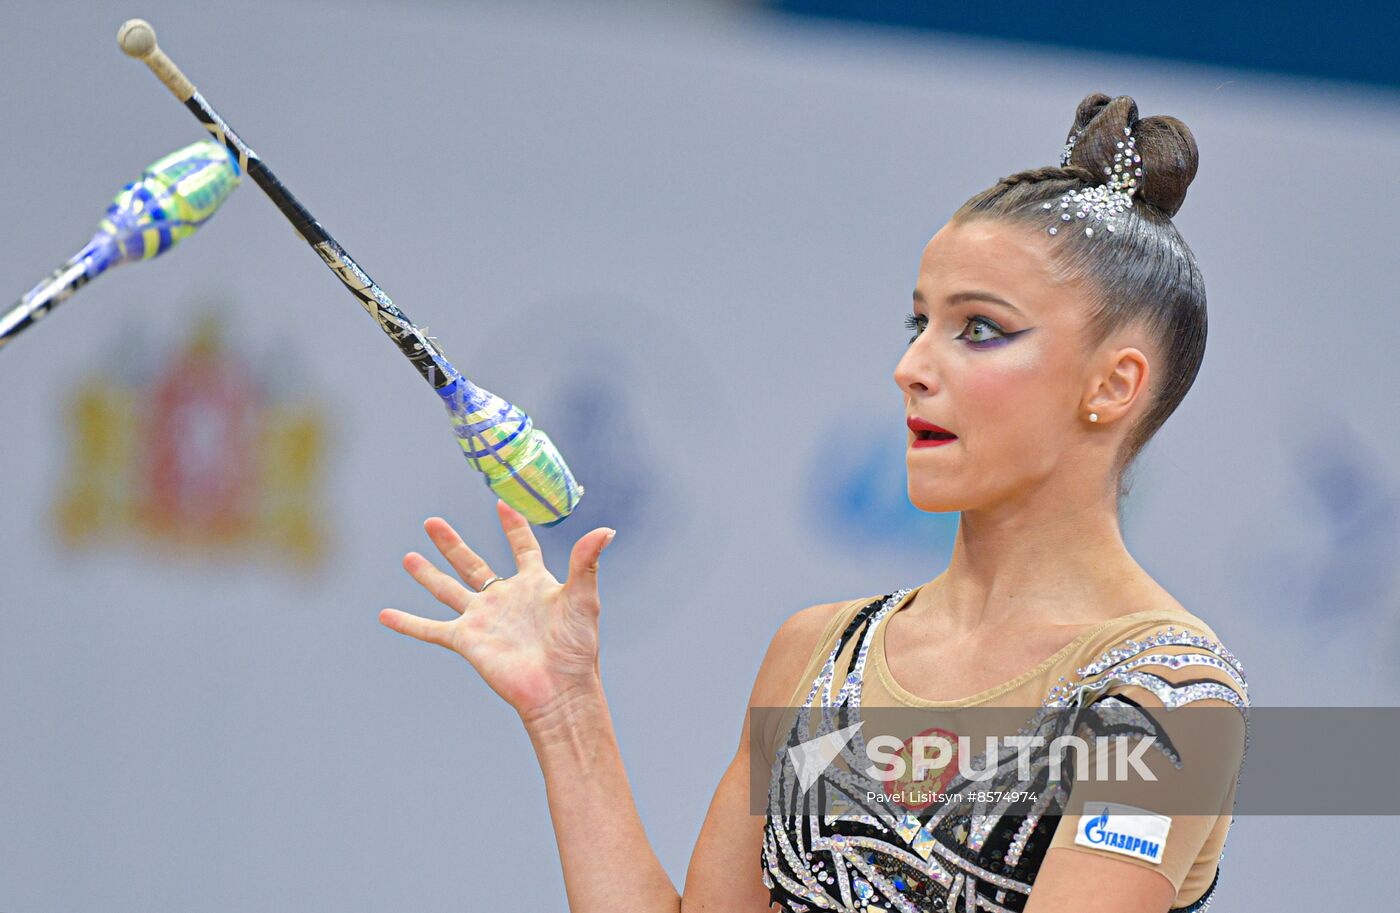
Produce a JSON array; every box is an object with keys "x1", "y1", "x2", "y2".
[{"x1": 380, "y1": 92, "x2": 1249, "y2": 913}]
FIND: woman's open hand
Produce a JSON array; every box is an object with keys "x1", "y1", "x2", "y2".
[{"x1": 379, "y1": 499, "x2": 616, "y2": 724}]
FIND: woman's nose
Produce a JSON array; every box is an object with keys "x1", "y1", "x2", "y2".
[{"x1": 894, "y1": 344, "x2": 936, "y2": 396}]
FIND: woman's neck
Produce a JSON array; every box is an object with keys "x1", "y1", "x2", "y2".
[{"x1": 913, "y1": 497, "x2": 1160, "y2": 636}]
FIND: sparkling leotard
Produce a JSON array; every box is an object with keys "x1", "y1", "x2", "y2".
[{"x1": 760, "y1": 587, "x2": 1248, "y2": 913}]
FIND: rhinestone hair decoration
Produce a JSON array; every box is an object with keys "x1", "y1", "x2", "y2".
[
  {"x1": 1059, "y1": 128, "x2": 1081, "y2": 168},
  {"x1": 1045, "y1": 123, "x2": 1143, "y2": 238}
]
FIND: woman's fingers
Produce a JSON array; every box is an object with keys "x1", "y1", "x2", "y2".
[
  {"x1": 496, "y1": 499, "x2": 545, "y2": 572},
  {"x1": 378, "y1": 607, "x2": 453, "y2": 647},
  {"x1": 566, "y1": 527, "x2": 617, "y2": 605},
  {"x1": 423, "y1": 517, "x2": 496, "y2": 589},
  {"x1": 403, "y1": 552, "x2": 471, "y2": 614}
]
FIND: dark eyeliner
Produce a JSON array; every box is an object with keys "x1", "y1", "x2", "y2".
[{"x1": 905, "y1": 312, "x2": 1017, "y2": 347}]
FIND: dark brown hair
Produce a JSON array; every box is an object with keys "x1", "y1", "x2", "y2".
[{"x1": 953, "y1": 93, "x2": 1206, "y2": 502}]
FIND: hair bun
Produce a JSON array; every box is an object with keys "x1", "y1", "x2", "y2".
[{"x1": 1061, "y1": 93, "x2": 1199, "y2": 218}]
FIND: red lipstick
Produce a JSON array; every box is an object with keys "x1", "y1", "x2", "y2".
[{"x1": 908, "y1": 416, "x2": 958, "y2": 448}]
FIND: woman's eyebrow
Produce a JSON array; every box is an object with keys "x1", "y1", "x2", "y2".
[{"x1": 913, "y1": 288, "x2": 1023, "y2": 316}]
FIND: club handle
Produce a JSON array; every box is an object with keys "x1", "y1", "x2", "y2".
[
  {"x1": 0, "y1": 260, "x2": 87, "y2": 349},
  {"x1": 118, "y1": 19, "x2": 194, "y2": 101},
  {"x1": 0, "y1": 236, "x2": 118, "y2": 351}
]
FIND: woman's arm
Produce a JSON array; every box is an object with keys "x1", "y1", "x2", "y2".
[
  {"x1": 524, "y1": 600, "x2": 831, "y2": 913},
  {"x1": 520, "y1": 681, "x2": 683, "y2": 912},
  {"x1": 1025, "y1": 678, "x2": 1247, "y2": 913},
  {"x1": 379, "y1": 498, "x2": 840, "y2": 912},
  {"x1": 1023, "y1": 848, "x2": 1176, "y2": 913}
]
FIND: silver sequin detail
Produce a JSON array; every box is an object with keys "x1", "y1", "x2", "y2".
[
  {"x1": 1045, "y1": 626, "x2": 1249, "y2": 707},
  {"x1": 1004, "y1": 784, "x2": 1063, "y2": 867},
  {"x1": 1109, "y1": 650, "x2": 1248, "y2": 693}
]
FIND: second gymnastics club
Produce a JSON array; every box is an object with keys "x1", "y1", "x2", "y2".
[
  {"x1": 118, "y1": 18, "x2": 583, "y2": 526},
  {"x1": 0, "y1": 140, "x2": 239, "y2": 350}
]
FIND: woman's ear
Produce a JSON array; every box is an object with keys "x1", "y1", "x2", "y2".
[{"x1": 1085, "y1": 345, "x2": 1150, "y2": 422}]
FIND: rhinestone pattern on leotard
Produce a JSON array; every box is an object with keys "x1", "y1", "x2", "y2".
[{"x1": 760, "y1": 591, "x2": 1249, "y2": 913}]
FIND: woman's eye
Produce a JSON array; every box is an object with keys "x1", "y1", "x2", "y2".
[
  {"x1": 956, "y1": 316, "x2": 1007, "y2": 347},
  {"x1": 902, "y1": 312, "x2": 926, "y2": 345},
  {"x1": 904, "y1": 313, "x2": 1012, "y2": 348}
]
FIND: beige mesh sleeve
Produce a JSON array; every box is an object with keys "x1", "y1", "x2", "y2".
[{"x1": 1043, "y1": 624, "x2": 1247, "y2": 905}]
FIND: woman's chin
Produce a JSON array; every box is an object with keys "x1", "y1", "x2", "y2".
[{"x1": 906, "y1": 489, "x2": 963, "y2": 514}]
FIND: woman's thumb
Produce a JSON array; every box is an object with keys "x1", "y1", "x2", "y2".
[{"x1": 569, "y1": 527, "x2": 616, "y2": 589}]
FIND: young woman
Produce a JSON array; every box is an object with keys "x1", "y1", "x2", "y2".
[{"x1": 378, "y1": 93, "x2": 1249, "y2": 913}]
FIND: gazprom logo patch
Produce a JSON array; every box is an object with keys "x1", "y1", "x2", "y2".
[{"x1": 1073, "y1": 802, "x2": 1172, "y2": 865}]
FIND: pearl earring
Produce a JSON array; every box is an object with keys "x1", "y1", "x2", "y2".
[{"x1": 1089, "y1": 412, "x2": 1099, "y2": 423}]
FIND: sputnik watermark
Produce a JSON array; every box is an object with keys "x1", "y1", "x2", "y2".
[
  {"x1": 787, "y1": 721, "x2": 1158, "y2": 796},
  {"x1": 866, "y1": 732, "x2": 1158, "y2": 783}
]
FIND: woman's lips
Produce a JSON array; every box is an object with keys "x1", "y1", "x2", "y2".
[{"x1": 907, "y1": 416, "x2": 957, "y2": 448}]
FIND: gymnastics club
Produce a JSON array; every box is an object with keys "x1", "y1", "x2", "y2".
[
  {"x1": 0, "y1": 140, "x2": 240, "y2": 350},
  {"x1": 117, "y1": 19, "x2": 583, "y2": 527}
]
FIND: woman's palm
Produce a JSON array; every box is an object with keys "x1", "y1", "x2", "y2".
[{"x1": 379, "y1": 499, "x2": 616, "y2": 721}]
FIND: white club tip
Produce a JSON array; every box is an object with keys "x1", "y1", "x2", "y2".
[{"x1": 117, "y1": 19, "x2": 157, "y2": 58}]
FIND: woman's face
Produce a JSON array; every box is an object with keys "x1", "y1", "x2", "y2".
[{"x1": 894, "y1": 217, "x2": 1146, "y2": 513}]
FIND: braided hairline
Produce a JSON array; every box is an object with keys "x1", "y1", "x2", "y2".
[
  {"x1": 996, "y1": 165, "x2": 1098, "y2": 188},
  {"x1": 954, "y1": 165, "x2": 1103, "y2": 221}
]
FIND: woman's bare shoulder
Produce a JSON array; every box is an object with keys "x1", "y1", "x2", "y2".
[
  {"x1": 751, "y1": 595, "x2": 877, "y2": 707},
  {"x1": 746, "y1": 595, "x2": 880, "y2": 772}
]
